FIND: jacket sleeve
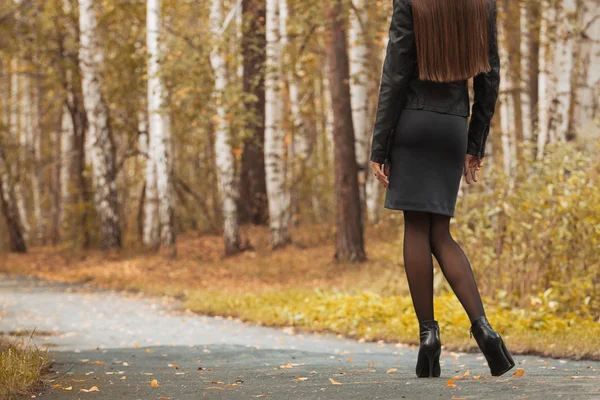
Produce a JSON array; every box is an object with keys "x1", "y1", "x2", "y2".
[
  {"x1": 467, "y1": 0, "x2": 500, "y2": 158},
  {"x1": 370, "y1": 0, "x2": 416, "y2": 164}
]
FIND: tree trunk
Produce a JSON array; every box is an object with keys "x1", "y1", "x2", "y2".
[
  {"x1": 147, "y1": 0, "x2": 176, "y2": 251},
  {"x1": 349, "y1": 0, "x2": 370, "y2": 221},
  {"x1": 520, "y1": 0, "x2": 533, "y2": 156},
  {"x1": 60, "y1": 106, "x2": 73, "y2": 236},
  {"x1": 551, "y1": 0, "x2": 578, "y2": 142},
  {"x1": 537, "y1": 0, "x2": 556, "y2": 159},
  {"x1": 240, "y1": 0, "x2": 268, "y2": 226},
  {"x1": 211, "y1": 0, "x2": 241, "y2": 254},
  {"x1": 265, "y1": 0, "x2": 291, "y2": 247},
  {"x1": 0, "y1": 141, "x2": 27, "y2": 253},
  {"x1": 527, "y1": 0, "x2": 540, "y2": 139},
  {"x1": 574, "y1": 0, "x2": 600, "y2": 140},
  {"x1": 78, "y1": 0, "x2": 122, "y2": 249},
  {"x1": 9, "y1": 58, "x2": 30, "y2": 241},
  {"x1": 326, "y1": 0, "x2": 366, "y2": 262},
  {"x1": 498, "y1": 20, "x2": 516, "y2": 180}
]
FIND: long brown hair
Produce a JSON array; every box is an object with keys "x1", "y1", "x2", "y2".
[{"x1": 412, "y1": 0, "x2": 491, "y2": 82}]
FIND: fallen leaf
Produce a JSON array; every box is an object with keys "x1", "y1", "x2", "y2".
[
  {"x1": 134, "y1": 344, "x2": 140, "y2": 349},
  {"x1": 151, "y1": 379, "x2": 160, "y2": 387},
  {"x1": 446, "y1": 379, "x2": 457, "y2": 388},
  {"x1": 120, "y1": 376, "x2": 127, "y2": 380},
  {"x1": 51, "y1": 384, "x2": 62, "y2": 389},
  {"x1": 473, "y1": 375, "x2": 481, "y2": 380},
  {"x1": 146, "y1": 349, "x2": 153, "y2": 354},
  {"x1": 347, "y1": 357, "x2": 353, "y2": 361},
  {"x1": 168, "y1": 363, "x2": 179, "y2": 369},
  {"x1": 329, "y1": 378, "x2": 342, "y2": 385},
  {"x1": 386, "y1": 368, "x2": 397, "y2": 374},
  {"x1": 512, "y1": 368, "x2": 525, "y2": 377},
  {"x1": 72, "y1": 380, "x2": 85, "y2": 383},
  {"x1": 297, "y1": 377, "x2": 309, "y2": 382},
  {"x1": 211, "y1": 381, "x2": 224, "y2": 384},
  {"x1": 463, "y1": 370, "x2": 471, "y2": 377},
  {"x1": 62, "y1": 387, "x2": 73, "y2": 391},
  {"x1": 80, "y1": 386, "x2": 100, "y2": 393},
  {"x1": 280, "y1": 363, "x2": 293, "y2": 369},
  {"x1": 92, "y1": 361, "x2": 104, "y2": 365}
]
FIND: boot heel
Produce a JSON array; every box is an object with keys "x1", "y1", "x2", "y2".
[
  {"x1": 470, "y1": 317, "x2": 515, "y2": 377},
  {"x1": 416, "y1": 320, "x2": 441, "y2": 378},
  {"x1": 416, "y1": 347, "x2": 441, "y2": 377}
]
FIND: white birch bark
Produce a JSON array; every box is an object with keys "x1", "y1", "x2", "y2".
[
  {"x1": 60, "y1": 106, "x2": 73, "y2": 233},
  {"x1": 9, "y1": 59, "x2": 30, "y2": 241},
  {"x1": 147, "y1": 0, "x2": 175, "y2": 250},
  {"x1": 30, "y1": 78, "x2": 44, "y2": 243},
  {"x1": 265, "y1": 0, "x2": 290, "y2": 247},
  {"x1": 498, "y1": 21, "x2": 516, "y2": 178},
  {"x1": 211, "y1": 0, "x2": 241, "y2": 253},
  {"x1": 349, "y1": 1, "x2": 370, "y2": 213},
  {"x1": 574, "y1": 0, "x2": 600, "y2": 140},
  {"x1": 520, "y1": 1, "x2": 533, "y2": 153},
  {"x1": 78, "y1": 0, "x2": 121, "y2": 249},
  {"x1": 551, "y1": 0, "x2": 578, "y2": 143},
  {"x1": 537, "y1": 0, "x2": 556, "y2": 159}
]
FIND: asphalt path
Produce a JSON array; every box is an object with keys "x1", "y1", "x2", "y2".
[{"x1": 1, "y1": 275, "x2": 598, "y2": 400}]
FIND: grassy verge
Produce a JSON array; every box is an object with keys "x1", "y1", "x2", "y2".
[
  {"x1": 1, "y1": 223, "x2": 599, "y2": 361},
  {"x1": 185, "y1": 289, "x2": 600, "y2": 360},
  {"x1": 0, "y1": 338, "x2": 50, "y2": 400}
]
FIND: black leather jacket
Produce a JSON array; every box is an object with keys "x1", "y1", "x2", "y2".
[{"x1": 370, "y1": 0, "x2": 500, "y2": 164}]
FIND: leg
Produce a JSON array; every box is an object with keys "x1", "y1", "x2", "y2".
[
  {"x1": 429, "y1": 213, "x2": 486, "y2": 323},
  {"x1": 402, "y1": 211, "x2": 435, "y2": 323}
]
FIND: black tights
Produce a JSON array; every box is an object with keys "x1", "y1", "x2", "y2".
[{"x1": 402, "y1": 210, "x2": 486, "y2": 324}]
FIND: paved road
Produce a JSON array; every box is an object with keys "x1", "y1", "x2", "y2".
[{"x1": 1, "y1": 275, "x2": 598, "y2": 400}]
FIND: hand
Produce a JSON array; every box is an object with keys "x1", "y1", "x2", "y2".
[
  {"x1": 464, "y1": 154, "x2": 484, "y2": 184},
  {"x1": 371, "y1": 161, "x2": 390, "y2": 188}
]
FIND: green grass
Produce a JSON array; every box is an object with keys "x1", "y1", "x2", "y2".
[
  {"x1": 185, "y1": 289, "x2": 600, "y2": 360},
  {"x1": 0, "y1": 338, "x2": 50, "y2": 400}
]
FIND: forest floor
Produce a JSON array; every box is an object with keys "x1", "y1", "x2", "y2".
[
  {"x1": 1, "y1": 222, "x2": 599, "y2": 362},
  {"x1": 1, "y1": 275, "x2": 599, "y2": 400}
]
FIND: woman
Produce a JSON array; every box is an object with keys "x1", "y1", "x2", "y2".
[{"x1": 370, "y1": 0, "x2": 515, "y2": 378}]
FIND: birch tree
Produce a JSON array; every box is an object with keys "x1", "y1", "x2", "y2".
[
  {"x1": 78, "y1": 0, "x2": 122, "y2": 249},
  {"x1": 537, "y1": 0, "x2": 556, "y2": 159},
  {"x1": 349, "y1": 0, "x2": 370, "y2": 214},
  {"x1": 265, "y1": 0, "x2": 291, "y2": 247},
  {"x1": 520, "y1": 0, "x2": 533, "y2": 154},
  {"x1": 498, "y1": 20, "x2": 517, "y2": 178},
  {"x1": 574, "y1": 0, "x2": 600, "y2": 139},
  {"x1": 551, "y1": 0, "x2": 578, "y2": 142},
  {"x1": 211, "y1": 0, "x2": 241, "y2": 254},
  {"x1": 146, "y1": 0, "x2": 176, "y2": 251},
  {"x1": 59, "y1": 106, "x2": 73, "y2": 235}
]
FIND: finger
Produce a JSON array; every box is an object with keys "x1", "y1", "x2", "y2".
[
  {"x1": 465, "y1": 167, "x2": 472, "y2": 184},
  {"x1": 377, "y1": 175, "x2": 389, "y2": 188},
  {"x1": 469, "y1": 167, "x2": 478, "y2": 183},
  {"x1": 375, "y1": 171, "x2": 387, "y2": 186}
]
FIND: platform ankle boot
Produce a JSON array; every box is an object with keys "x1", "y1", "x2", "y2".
[
  {"x1": 470, "y1": 316, "x2": 515, "y2": 376},
  {"x1": 416, "y1": 320, "x2": 441, "y2": 378}
]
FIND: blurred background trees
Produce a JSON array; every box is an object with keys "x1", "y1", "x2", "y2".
[{"x1": 0, "y1": 0, "x2": 598, "y2": 265}]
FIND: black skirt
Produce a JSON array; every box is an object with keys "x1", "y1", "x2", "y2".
[{"x1": 385, "y1": 109, "x2": 468, "y2": 218}]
